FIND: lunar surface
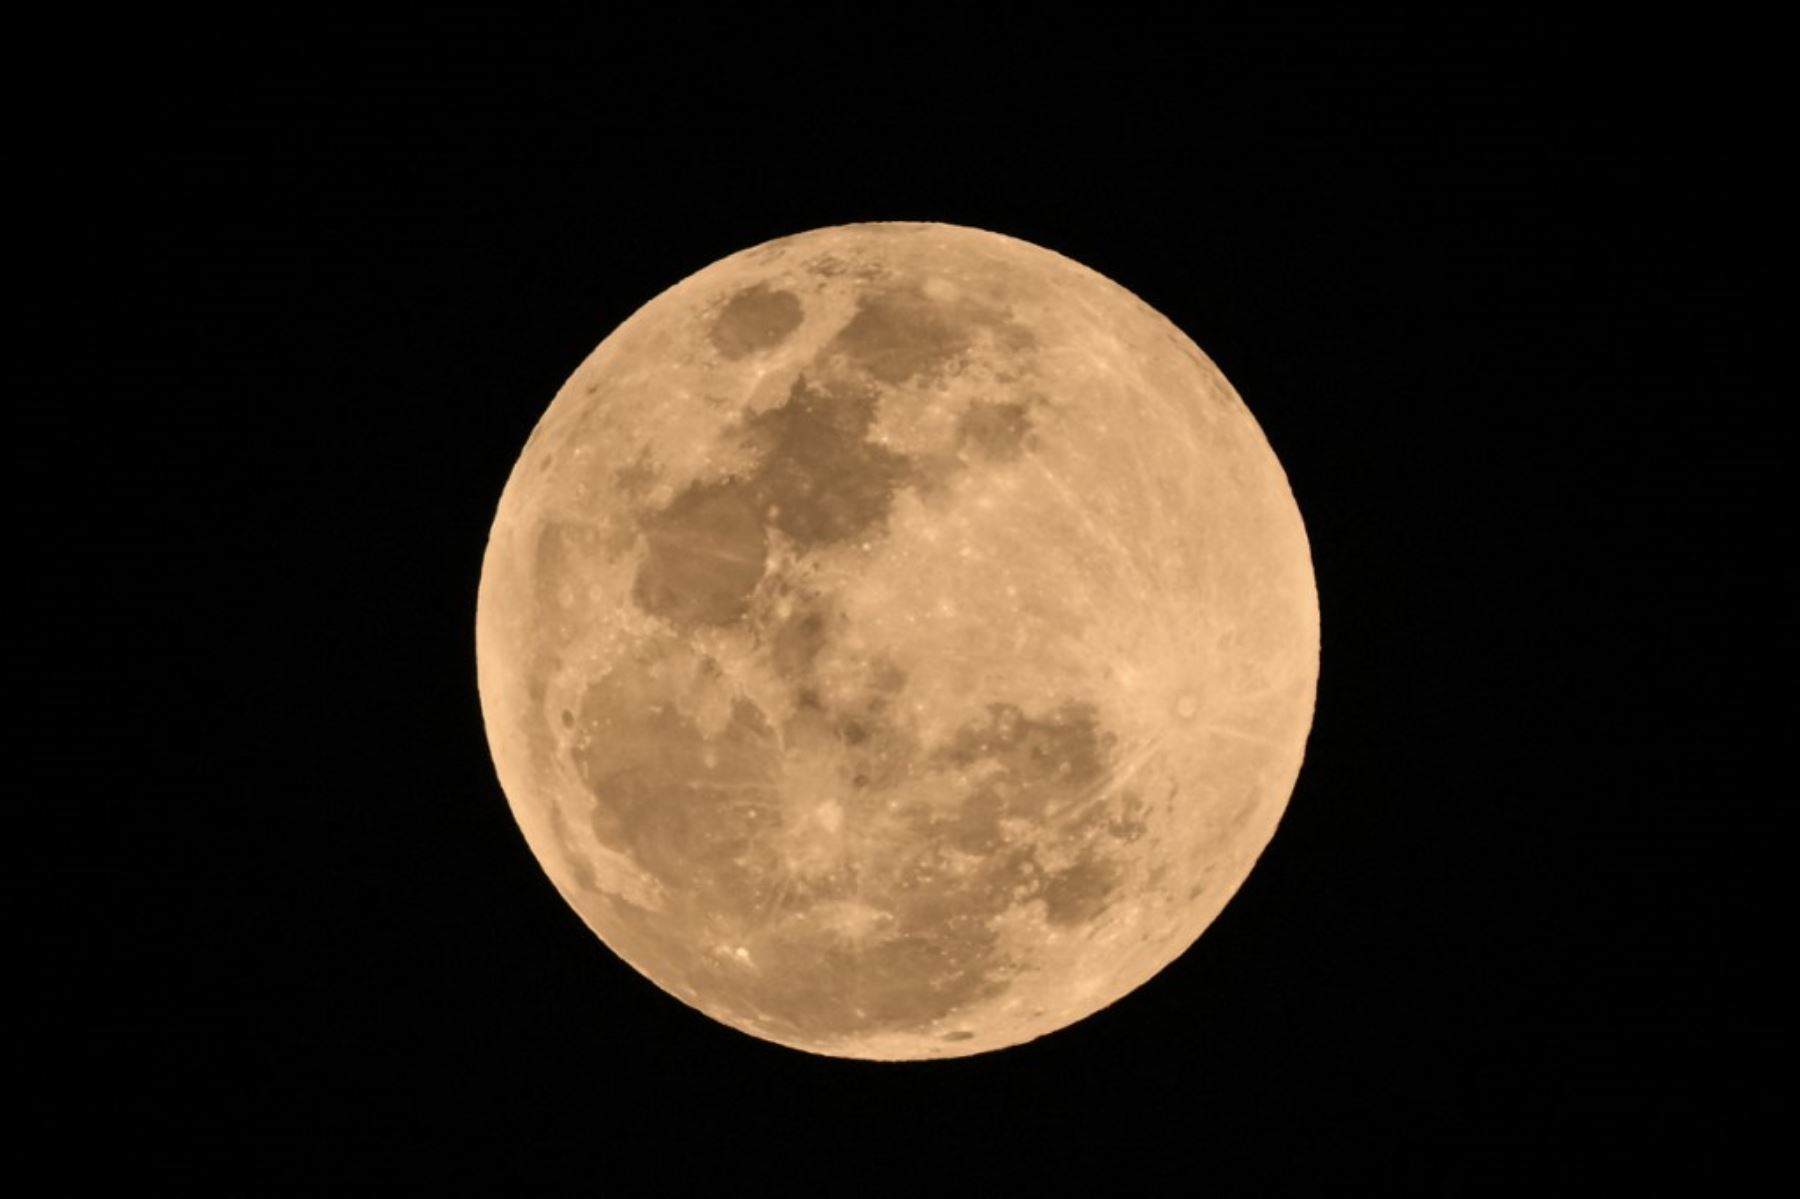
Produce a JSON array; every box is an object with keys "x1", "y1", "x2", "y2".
[{"x1": 476, "y1": 222, "x2": 1319, "y2": 1060}]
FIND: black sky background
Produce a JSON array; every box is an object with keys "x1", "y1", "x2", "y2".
[{"x1": 31, "y1": 18, "x2": 1784, "y2": 1177}]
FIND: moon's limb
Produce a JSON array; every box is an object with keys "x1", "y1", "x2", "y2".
[{"x1": 476, "y1": 222, "x2": 1319, "y2": 1059}]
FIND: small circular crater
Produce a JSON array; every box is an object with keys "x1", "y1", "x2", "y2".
[
  {"x1": 1175, "y1": 693, "x2": 1199, "y2": 720},
  {"x1": 559, "y1": 709, "x2": 574, "y2": 729}
]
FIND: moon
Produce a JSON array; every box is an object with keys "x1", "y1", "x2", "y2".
[{"x1": 476, "y1": 222, "x2": 1319, "y2": 1060}]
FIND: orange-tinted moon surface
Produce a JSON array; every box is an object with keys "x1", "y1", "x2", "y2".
[{"x1": 477, "y1": 222, "x2": 1319, "y2": 1059}]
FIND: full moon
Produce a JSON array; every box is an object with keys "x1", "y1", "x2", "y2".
[{"x1": 476, "y1": 222, "x2": 1319, "y2": 1060}]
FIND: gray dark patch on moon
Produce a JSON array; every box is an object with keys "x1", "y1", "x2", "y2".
[
  {"x1": 563, "y1": 666, "x2": 1013, "y2": 1041},
  {"x1": 768, "y1": 593, "x2": 833, "y2": 682},
  {"x1": 631, "y1": 481, "x2": 770, "y2": 629},
  {"x1": 633, "y1": 292, "x2": 1042, "y2": 636},
  {"x1": 955, "y1": 398, "x2": 1035, "y2": 462},
  {"x1": 709, "y1": 283, "x2": 805, "y2": 359},
  {"x1": 830, "y1": 286, "x2": 974, "y2": 384},
  {"x1": 613, "y1": 449, "x2": 660, "y2": 501},
  {"x1": 629, "y1": 372, "x2": 915, "y2": 633},
  {"x1": 560, "y1": 618, "x2": 1146, "y2": 1043},
  {"x1": 829, "y1": 659, "x2": 913, "y2": 790},
  {"x1": 1040, "y1": 852, "x2": 1124, "y2": 927},
  {"x1": 571, "y1": 652, "x2": 777, "y2": 892},
  {"x1": 532, "y1": 521, "x2": 602, "y2": 614},
  {"x1": 1108, "y1": 793, "x2": 1148, "y2": 842},
  {"x1": 927, "y1": 703, "x2": 1118, "y2": 851},
  {"x1": 726, "y1": 914, "x2": 1008, "y2": 1042},
  {"x1": 735, "y1": 375, "x2": 914, "y2": 551}
]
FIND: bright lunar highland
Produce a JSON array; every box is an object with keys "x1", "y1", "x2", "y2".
[{"x1": 476, "y1": 222, "x2": 1319, "y2": 1059}]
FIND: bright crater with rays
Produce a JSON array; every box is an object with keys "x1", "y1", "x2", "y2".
[{"x1": 477, "y1": 222, "x2": 1319, "y2": 1059}]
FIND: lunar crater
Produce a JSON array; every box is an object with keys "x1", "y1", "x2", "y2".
[{"x1": 708, "y1": 283, "x2": 805, "y2": 360}]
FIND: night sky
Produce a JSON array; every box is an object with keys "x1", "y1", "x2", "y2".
[{"x1": 32, "y1": 19, "x2": 1781, "y2": 1178}]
